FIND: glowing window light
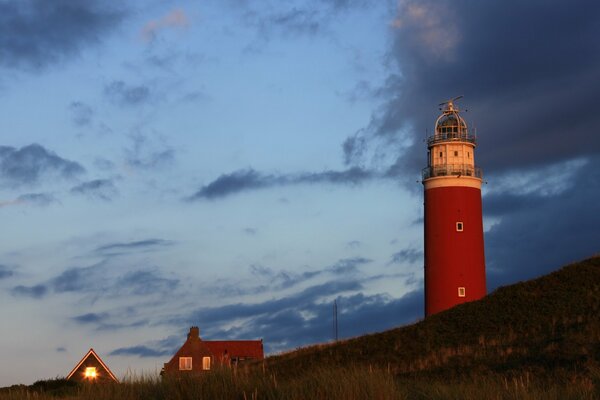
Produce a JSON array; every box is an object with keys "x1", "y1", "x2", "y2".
[{"x1": 85, "y1": 367, "x2": 97, "y2": 379}]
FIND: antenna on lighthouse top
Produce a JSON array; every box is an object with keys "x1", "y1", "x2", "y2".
[{"x1": 439, "y1": 95, "x2": 463, "y2": 112}]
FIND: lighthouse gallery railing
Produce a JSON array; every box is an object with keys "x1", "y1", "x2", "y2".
[{"x1": 422, "y1": 164, "x2": 483, "y2": 180}]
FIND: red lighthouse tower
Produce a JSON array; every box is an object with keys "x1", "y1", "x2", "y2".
[{"x1": 422, "y1": 97, "x2": 486, "y2": 316}]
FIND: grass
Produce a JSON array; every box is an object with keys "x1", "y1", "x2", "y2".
[{"x1": 1, "y1": 366, "x2": 599, "y2": 399}]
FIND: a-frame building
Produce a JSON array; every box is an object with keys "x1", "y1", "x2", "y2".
[{"x1": 66, "y1": 348, "x2": 119, "y2": 383}]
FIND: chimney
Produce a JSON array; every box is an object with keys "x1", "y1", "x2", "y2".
[{"x1": 188, "y1": 326, "x2": 200, "y2": 340}]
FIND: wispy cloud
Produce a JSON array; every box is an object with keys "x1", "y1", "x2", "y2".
[
  {"x1": 104, "y1": 80, "x2": 151, "y2": 106},
  {"x1": 11, "y1": 261, "x2": 178, "y2": 301},
  {"x1": 389, "y1": 248, "x2": 422, "y2": 265},
  {"x1": 70, "y1": 179, "x2": 117, "y2": 201},
  {"x1": 189, "y1": 167, "x2": 376, "y2": 200},
  {"x1": 69, "y1": 101, "x2": 94, "y2": 127},
  {"x1": 94, "y1": 239, "x2": 174, "y2": 256}
]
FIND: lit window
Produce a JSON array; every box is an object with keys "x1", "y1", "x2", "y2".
[
  {"x1": 84, "y1": 367, "x2": 97, "y2": 379},
  {"x1": 456, "y1": 222, "x2": 463, "y2": 231},
  {"x1": 458, "y1": 287, "x2": 466, "y2": 297},
  {"x1": 202, "y1": 356, "x2": 211, "y2": 370},
  {"x1": 179, "y1": 357, "x2": 192, "y2": 370}
]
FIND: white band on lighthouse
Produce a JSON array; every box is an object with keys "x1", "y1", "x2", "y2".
[{"x1": 423, "y1": 176, "x2": 482, "y2": 190}]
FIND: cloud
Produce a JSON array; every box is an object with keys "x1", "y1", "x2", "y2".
[
  {"x1": 0, "y1": 1, "x2": 125, "y2": 71},
  {"x1": 70, "y1": 179, "x2": 117, "y2": 201},
  {"x1": 116, "y1": 270, "x2": 179, "y2": 296},
  {"x1": 72, "y1": 312, "x2": 108, "y2": 324},
  {"x1": 104, "y1": 81, "x2": 151, "y2": 106},
  {"x1": 124, "y1": 133, "x2": 175, "y2": 170},
  {"x1": 109, "y1": 345, "x2": 173, "y2": 358},
  {"x1": 348, "y1": 0, "x2": 600, "y2": 182},
  {"x1": 243, "y1": 228, "x2": 257, "y2": 235},
  {"x1": 210, "y1": 257, "x2": 371, "y2": 298},
  {"x1": 11, "y1": 261, "x2": 179, "y2": 301},
  {"x1": 11, "y1": 284, "x2": 48, "y2": 299},
  {"x1": 484, "y1": 155, "x2": 600, "y2": 289},
  {"x1": 188, "y1": 167, "x2": 375, "y2": 200},
  {"x1": 0, "y1": 144, "x2": 85, "y2": 187},
  {"x1": 56, "y1": 347, "x2": 67, "y2": 353},
  {"x1": 389, "y1": 248, "x2": 422, "y2": 265},
  {"x1": 69, "y1": 101, "x2": 94, "y2": 127},
  {"x1": 0, "y1": 265, "x2": 14, "y2": 279},
  {"x1": 141, "y1": 9, "x2": 188, "y2": 42},
  {"x1": 94, "y1": 239, "x2": 174, "y2": 256}
]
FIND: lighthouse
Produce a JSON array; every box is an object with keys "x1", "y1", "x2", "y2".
[{"x1": 422, "y1": 97, "x2": 486, "y2": 316}]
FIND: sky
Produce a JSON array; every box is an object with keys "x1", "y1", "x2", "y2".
[{"x1": 0, "y1": 0, "x2": 598, "y2": 385}]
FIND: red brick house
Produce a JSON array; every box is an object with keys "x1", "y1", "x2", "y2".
[
  {"x1": 66, "y1": 348, "x2": 119, "y2": 383},
  {"x1": 162, "y1": 327, "x2": 264, "y2": 375}
]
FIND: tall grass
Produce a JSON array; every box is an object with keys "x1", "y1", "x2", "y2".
[{"x1": 1, "y1": 365, "x2": 598, "y2": 400}]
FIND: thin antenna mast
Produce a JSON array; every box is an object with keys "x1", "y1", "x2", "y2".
[{"x1": 333, "y1": 299, "x2": 339, "y2": 342}]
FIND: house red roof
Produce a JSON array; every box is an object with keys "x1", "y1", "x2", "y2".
[{"x1": 205, "y1": 340, "x2": 264, "y2": 361}]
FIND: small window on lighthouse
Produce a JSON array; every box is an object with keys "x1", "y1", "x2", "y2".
[
  {"x1": 454, "y1": 151, "x2": 458, "y2": 156},
  {"x1": 456, "y1": 222, "x2": 464, "y2": 231},
  {"x1": 458, "y1": 287, "x2": 466, "y2": 297},
  {"x1": 439, "y1": 152, "x2": 443, "y2": 158}
]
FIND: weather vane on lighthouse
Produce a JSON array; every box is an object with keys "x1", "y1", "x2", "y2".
[{"x1": 422, "y1": 96, "x2": 487, "y2": 316}]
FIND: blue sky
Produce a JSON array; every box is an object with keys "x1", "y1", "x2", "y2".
[{"x1": 0, "y1": 0, "x2": 599, "y2": 385}]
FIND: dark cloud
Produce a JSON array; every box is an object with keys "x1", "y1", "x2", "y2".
[
  {"x1": 72, "y1": 312, "x2": 108, "y2": 324},
  {"x1": 327, "y1": 257, "x2": 371, "y2": 274},
  {"x1": 51, "y1": 265, "x2": 98, "y2": 294},
  {"x1": 109, "y1": 345, "x2": 173, "y2": 358},
  {"x1": 12, "y1": 261, "x2": 179, "y2": 302},
  {"x1": 56, "y1": 347, "x2": 67, "y2": 353},
  {"x1": 485, "y1": 155, "x2": 600, "y2": 289},
  {"x1": 0, "y1": 1, "x2": 125, "y2": 71},
  {"x1": 0, "y1": 144, "x2": 85, "y2": 187},
  {"x1": 11, "y1": 284, "x2": 48, "y2": 299},
  {"x1": 243, "y1": 227, "x2": 257, "y2": 235},
  {"x1": 70, "y1": 179, "x2": 117, "y2": 201},
  {"x1": 348, "y1": 0, "x2": 600, "y2": 180},
  {"x1": 189, "y1": 167, "x2": 375, "y2": 200},
  {"x1": 94, "y1": 239, "x2": 174, "y2": 255},
  {"x1": 389, "y1": 248, "x2": 423, "y2": 265},
  {"x1": 104, "y1": 80, "x2": 151, "y2": 106},
  {"x1": 117, "y1": 270, "x2": 179, "y2": 296},
  {"x1": 0, "y1": 265, "x2": 14, "y2": 279},
  {"x1": 69, "y1": 101, "x2": 94, "y2": 127}
]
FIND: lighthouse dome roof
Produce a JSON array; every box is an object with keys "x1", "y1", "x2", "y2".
[{"x1": 436, "y1": 112, "x2": 467, "y2": 131}]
